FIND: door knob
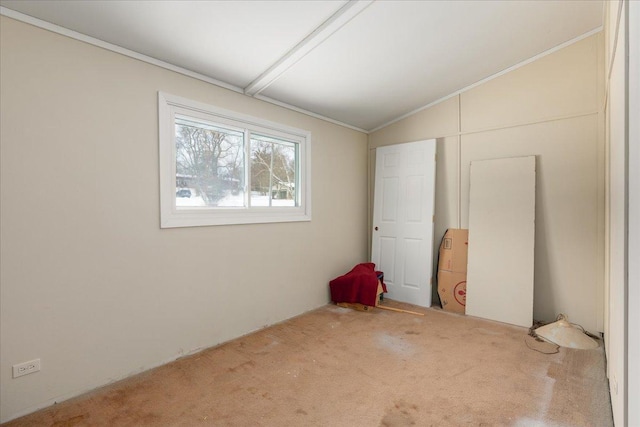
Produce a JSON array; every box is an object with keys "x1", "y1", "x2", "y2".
[{"x1": 374, "y1": 226, "x2": 379, "y2": 231}]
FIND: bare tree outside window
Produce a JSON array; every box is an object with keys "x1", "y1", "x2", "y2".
[
  {"x1": 175, "y1": 116, "x2": 244, "y2": 207},
  {"x1": 250, "y1": 136, "x2": 297, "y2": 207}
]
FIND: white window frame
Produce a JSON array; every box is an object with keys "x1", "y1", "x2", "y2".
[{"x1": 159, "y1": 92, "x2": 311, "y2": 228}]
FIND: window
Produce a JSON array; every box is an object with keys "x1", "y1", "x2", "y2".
[{"x1": 159, "y1": 92, "x2": 311, "y2": 227}]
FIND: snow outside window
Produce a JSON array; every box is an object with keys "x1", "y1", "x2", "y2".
[{"x1": 159, "y1": 92, "x2": 311, "y2": 227}]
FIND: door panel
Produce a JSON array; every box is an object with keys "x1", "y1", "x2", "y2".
[
  {"x1": 382, "y1": 177, "x2": 399, "y2": 221},
  {"x1": 406, "y1": 176, "x2": 424, "y2": 222},
  {"x1": 403, "y1": 238, "x2": 422, "y2": 288},
  {"x1": 378, "y1": 237, "x2": 396, "y2": 284},
  {"x1": 372, "y1": 139, "x2": 436, "y2": 307}
]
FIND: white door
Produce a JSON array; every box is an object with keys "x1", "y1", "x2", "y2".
[{"x1": 372, "y1": 140, "x2": 436, "y2": 307}]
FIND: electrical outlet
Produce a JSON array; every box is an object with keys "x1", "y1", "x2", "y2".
[{"x1": 12, "y1": 359, "x2": 41, "y2": 378}]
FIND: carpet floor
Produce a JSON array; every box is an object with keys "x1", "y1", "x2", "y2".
[{"x1": 3, "y1": 301, "x2": 613, "y2": 426}]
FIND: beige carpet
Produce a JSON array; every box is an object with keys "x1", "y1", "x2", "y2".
[{"x1": 3, "y1": 301, "x2": 613, "y2": 426}]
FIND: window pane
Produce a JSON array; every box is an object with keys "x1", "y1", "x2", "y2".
[
  {"x1": 175, "y1": 116, "x2": 245, "y2": 208},
  {"x1": 250, "y1": 135, "x2": 297, "y2": 207}
]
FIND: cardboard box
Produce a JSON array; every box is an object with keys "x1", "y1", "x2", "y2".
[
  {"x1": 438, "y1": 271, "x2": 467, "y2": 314},
  {"x1": 438, "y1": 229, "x2": 469, "y2": 273},
  {"x1": 437, "y1": 229, "x2": 469, "y2": 314}
]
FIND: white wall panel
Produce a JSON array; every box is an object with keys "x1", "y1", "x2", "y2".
[
  {"x1": 605, "y1": 1, "x2": 627, "y2": 424},
  {"x1": 461, "y1": 35, "x2": 599, "y2": 132},
  {"x1": 466, "y1": 156, "x2": 536, "y2": 327},
  {"x1": 627, "y1": 3, "x2": 640, "y2": 424}
]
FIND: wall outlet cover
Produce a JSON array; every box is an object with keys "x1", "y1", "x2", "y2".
[{"x1": 12, "y1": 359, "x2": 41, "y2": 378}]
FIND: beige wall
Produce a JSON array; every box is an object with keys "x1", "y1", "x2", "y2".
[
  {"x1": 603, "y1": 0, "x2": 634, "y2": 424},
  {"x1": 0, "y1": 17, "x2": 368, "y2": 422},
  {"x1": 370, "y1": 34, "x2": 605, "y2": 333},
  {"x1": 627, "y1": 3, "x2": 640, "y2": 424}
]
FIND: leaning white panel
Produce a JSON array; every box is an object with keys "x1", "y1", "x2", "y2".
[{"x1": 466, "y1": 156, "x2": 536, "y2": 328}]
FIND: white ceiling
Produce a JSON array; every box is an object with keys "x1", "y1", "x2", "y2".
[{"x1": 0, "y1": 0, "x2": 603, "y2": 132}]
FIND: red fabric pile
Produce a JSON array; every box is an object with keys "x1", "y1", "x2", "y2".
[{"x1": 329, "y1": 263, "x2": 386, "y2": 307}]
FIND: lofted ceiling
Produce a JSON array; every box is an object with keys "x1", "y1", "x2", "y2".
[{"x1": 0, "y1": 0, "x2": 603, "y2": 132}]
